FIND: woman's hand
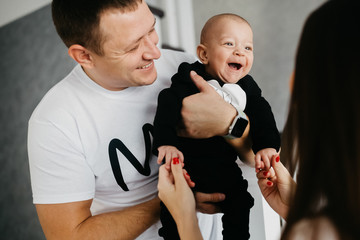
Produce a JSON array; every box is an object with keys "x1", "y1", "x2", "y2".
[
  {"x1": 158, "y1": 158, "x2": 203, "y2": 240},
  {"x1": 256, "y1": 155, "x2": 296, "y2": 220}
]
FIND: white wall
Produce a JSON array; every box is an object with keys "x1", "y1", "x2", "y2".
[
  {"x1": 147, "y1": 0, "x2": 196, "y2": 54},
  {"x1": 0, "y1": 0, "x2": 51, "y2": 27}
]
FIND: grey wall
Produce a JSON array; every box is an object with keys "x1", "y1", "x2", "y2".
[
  {"x1": 0, "y1": 4, "x2": 75, "y2": 239},
  {"x1": 193, "y1": 0, "x2": 325, "y2": 131},
  {"x1": 0, "y1": 1, "x2": 325, "y2": 239}
]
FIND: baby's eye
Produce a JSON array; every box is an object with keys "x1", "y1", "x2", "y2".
[
  {"x1": 224, "y1": 42, "x2": 233, "y2": 46},
  {"x1": 245, "y1": 46, "x2": 253, "y2": 51}
]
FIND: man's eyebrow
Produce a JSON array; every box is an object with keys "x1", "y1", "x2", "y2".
[
  {"x1": 134, "y1": 17, "x2": 156, "y2": 44},
  {"x1": 123, "y1": 17, "x2": 156, "y2": 52}
]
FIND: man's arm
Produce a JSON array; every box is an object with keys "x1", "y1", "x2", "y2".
[
  {"x1": 36, "y1": 197, "x2": 160, "y2": 240},
  {"x1": 181, "y1": 71, "x2": 254, "y2": 164}
]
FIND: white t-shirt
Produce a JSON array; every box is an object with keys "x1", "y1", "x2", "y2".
[{"x1": 28, "y1": 49, "x2": 221, "y2": 239}]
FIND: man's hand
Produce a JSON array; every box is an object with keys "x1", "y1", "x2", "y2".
[
  {"x1": 180, "y1": 71, "x2": 237, "y2": 138},
  {"x1": 194, "y1": 192, "x2": 225, "y2": 214}
]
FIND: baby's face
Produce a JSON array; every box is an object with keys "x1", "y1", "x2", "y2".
[{"x1": 203, "y1": 18, "x2": 254, "y2": 83}]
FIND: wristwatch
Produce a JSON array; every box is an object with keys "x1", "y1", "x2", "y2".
[{"x1": 224, "y1": 111, "x2": 248, "y2": 139}]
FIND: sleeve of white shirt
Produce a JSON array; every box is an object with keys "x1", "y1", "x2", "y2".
[{"x1": 28, "y1": 118, "x2": 95, "y2": 204}]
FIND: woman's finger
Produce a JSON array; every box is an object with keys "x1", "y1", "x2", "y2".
[
  {"x1": 170, "y1": 157, "x2": 188, "y2": 187},
  {"x1": 157, "y1": 165, "x2": 173, "y2": 200},
  {"x1": 183, "y1": 169, "x2": 195, "y2": 188}
]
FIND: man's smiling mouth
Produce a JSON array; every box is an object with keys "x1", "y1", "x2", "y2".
[{"x1": 138, "y1": 62, "x2": 153, "y2": 69}]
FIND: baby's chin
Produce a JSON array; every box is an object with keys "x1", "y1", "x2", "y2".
[{"x1": 221, "y1": 74, "x2": 247, "y2": 84}]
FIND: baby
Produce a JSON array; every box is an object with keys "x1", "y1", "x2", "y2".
[{"x1": 153, "y1": 13, "x2": 280, "y2": 239}]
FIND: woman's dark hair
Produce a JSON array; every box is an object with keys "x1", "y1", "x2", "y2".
[
  {"x1": 281, "y1": 0, "x2": 360, "y2": 239},
  {"x1": 51, "y1": 0, "x2": 142, "y2": 55}
]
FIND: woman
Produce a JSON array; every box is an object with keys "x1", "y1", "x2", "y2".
[
  {"x1": 259, "y1": 0, "x2": 360, "y2": 239},
  {"x1": 158, "y1": 0, "x2": 360, "y2": 239}
]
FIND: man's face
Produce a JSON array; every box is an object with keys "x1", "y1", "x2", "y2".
[
  {"x1": 87, "y1": 1, "x2": 161, "y2": 91},
  {"x1": 204, "y1": 18, "x2": 254, "y2": 84}
]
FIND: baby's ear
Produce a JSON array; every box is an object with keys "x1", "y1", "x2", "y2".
[{"x1": 197, "y1": 44, "x2": 209, "y2": 64}]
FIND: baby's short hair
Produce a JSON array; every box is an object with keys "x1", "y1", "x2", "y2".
[{"x1": 200, "y1": 13, "x2": 250, "y2": 44}]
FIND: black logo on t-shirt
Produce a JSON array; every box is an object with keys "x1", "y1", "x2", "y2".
[{"x1": 108, "y1": 123, "x2": 154, "y2": 191}]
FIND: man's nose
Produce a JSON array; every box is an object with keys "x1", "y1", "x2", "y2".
[{"x1": 143, "y1": 32, "x2": 161, "y2": 60}]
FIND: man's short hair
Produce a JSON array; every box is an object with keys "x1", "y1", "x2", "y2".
[{"x1": 52, "y1": 0, "x2": 142, "y2": 55}]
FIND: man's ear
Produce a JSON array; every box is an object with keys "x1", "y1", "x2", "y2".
[
  {"x1": 68, "y1": 44, "x2": 94, "y2": 68},
  {"x1": 197, "y1": 44, "x2": 209, "y2": 64}
]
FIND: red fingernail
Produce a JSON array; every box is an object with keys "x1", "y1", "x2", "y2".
[
  {"x1": 267, "y1": 181, "x2": 272, "y2": 186},
  {"x1": 263, "y1": 171, "x2": 268, "y2": 176},
  {"x1": 173, "y1": 157, "x2": 179, "y2": 164},
  {"x1": 276, "y1": 156, "x2": 280, "y2": 162}
]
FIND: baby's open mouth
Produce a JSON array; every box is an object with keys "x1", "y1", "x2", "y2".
[{"x1": 228, "y1": 63, "x2": 242, "y2": 70}]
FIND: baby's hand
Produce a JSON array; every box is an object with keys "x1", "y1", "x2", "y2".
[
  {"x1": 254, "y1": 148, "x2": 278, "y2": 172},
  {"x1": 157, "y1": 145, "x2": 184, "y2": 170}
]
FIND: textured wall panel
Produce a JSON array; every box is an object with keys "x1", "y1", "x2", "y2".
[{"x1": 0, "y1": 4, "x2": 75, "y2": 239}]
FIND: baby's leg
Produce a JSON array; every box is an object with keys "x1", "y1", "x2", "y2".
[
  {"x1": 216, "y1": 166, "x2": 254, "y2": 240},
  {"x1": 221, "y1": 188, "x2": 254, "y2": 239}
]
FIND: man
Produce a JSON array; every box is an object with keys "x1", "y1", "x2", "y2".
[{"x1": 28, "y1": 0, "x2": 254, "y2": 239}]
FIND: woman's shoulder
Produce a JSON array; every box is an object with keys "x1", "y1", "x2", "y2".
[{"x1": 288, "y1": 217, "x2": 340, "y2": 240}]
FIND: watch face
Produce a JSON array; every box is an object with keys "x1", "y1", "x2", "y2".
[{"x1": 231, "y1": 117, "x2": 248, "y2": 137}]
